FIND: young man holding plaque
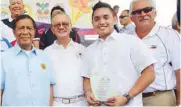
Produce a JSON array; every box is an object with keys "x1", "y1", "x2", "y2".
[{"x1": 81, "y1": 1, "x2": 156, "y2": 106}]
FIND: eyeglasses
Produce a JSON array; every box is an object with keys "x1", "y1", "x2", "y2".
[
  {"x1": 52, "y1": 22, "x2": 70, "y2": 29},
  {"x1": 119, "y1": 15, "x2": 129, "y2": 19},
  {"x1": 131, "y1": 7, "x2": 154, "y2": 15}
]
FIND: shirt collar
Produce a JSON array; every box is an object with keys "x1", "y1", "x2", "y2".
[
  {"x1": 8, "y1": 16, "x2": 14, "y2": 22},
  {"x1": 145, "y1": 23, "x2": 160, "y2": 37},
  {"x1": 53, "y1": 39, "x2": 75, "y2": 48},
  {"x1": 97, "y1": 30, "x2": 118, "y2": 43},
  {"x1": 133, "y1": 23, "x2": 160, "y2": 38},
  {"x1": 125, "y1": 23, "x2": 135, "y2": 29},
  {"x1": 14, "y1": 43, "x2": 38, "y2": 56}
]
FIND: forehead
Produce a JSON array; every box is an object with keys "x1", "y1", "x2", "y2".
[
  {"x1": 16, "y1": 18, "x2": 34, "y2": 27},
  {"x1": 93, "y1": 8, "x2": 113, "y2": 18},
  {"x1": 132, "y1": 0, "x2": 152, "y2": 10},
  {"x1": 121, "y1": 10, "x2": 129, "y2": 15},
  {"x1": 10, "y1": 0, "x2": 23, "y2": 4},
  {"x1": 52, "y1": 14, "x2": 70, "y2": 23}
]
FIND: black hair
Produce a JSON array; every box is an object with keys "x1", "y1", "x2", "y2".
[
  {"x1": 92, "y1": 1, "x2": 114, "y2": 19},
  {"x1": 123, "y1": 9, "x2": 130, "y2": 14},
  {"x1": 113, "y1": 5, "x2": 120, "y2": 10},
  {"x1": 177, "y1": 0, "x2": 180, "y2": 25},
  {"x1": 13, "y1": 14, "x2": 36, "y2": 30},
  {"x1": 50, "y1": 5, "x2": 65, "y2": 17}
]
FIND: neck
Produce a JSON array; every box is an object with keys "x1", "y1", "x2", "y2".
[
  {"x1": 100, "y1": 29, "x2": 114, "y2": 40},
  {"x1": 136, "y1": 23, "x2": 155, "y2": 39},
  {"x1": 20, "y1": 44, "x2": 32, "y2": 51},
  {"x1": 11, "y1": 15, "x2": 18, "y2": 20},
  {"x1": 56, "y1": 36, "x2": 71, "y2": 48}
]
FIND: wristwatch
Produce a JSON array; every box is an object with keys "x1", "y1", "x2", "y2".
[{"x1": 123, "y1": 93, "x2": 133, "y2": 104}]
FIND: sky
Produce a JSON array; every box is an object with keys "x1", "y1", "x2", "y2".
[{"x1": 101, "y1": 0, "x2": 177, "y2": 27}]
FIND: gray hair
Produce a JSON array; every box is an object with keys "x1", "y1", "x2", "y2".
[
  {"x1": 172, "y1": 13, "x2": 178, "y2": 30},
  {"x1": 129, "y1": 0, "x2": 156, "y2": 15},
  {"x1": 51, "y1": 11, "x2": 71, "y2": 23}
]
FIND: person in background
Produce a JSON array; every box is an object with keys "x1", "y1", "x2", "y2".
[
  {"x1": 119, "y1": 9, "x2": 135, "y2": 33},
  {"x1": 39, "y1": 5, "x2": 81, "y2": 49},
  {"x1": 172, "y1": 13, "x2": 180, "y2": 34},
  {"x1": 1, "y1": 0, "x2": 40, "y2": 48},
  {"x1": 129, "y1": 0, "x2": 180, "y2": 106},
  {"x1": 113, "y1": 5, "x2": 120, "y2": 32},
  {"x1": 0, "y1": 15, "x2": 55, "y2": 106}
]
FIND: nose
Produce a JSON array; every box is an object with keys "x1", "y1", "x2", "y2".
[
  {"x1": 57, "y1": 24, "x2": 65, "y2": 30},
  {"x1": 99, "y1": 18, "x2": 106, "y2": 25},
  {"x1": 140, "y1": 10, "x2": 147, "y2": 16},
  {"x1": 22, "y1": 28, "x2": 28, "y2": 34}
]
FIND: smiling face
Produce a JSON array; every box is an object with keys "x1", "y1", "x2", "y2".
[
  {"x1": 119, "y1": 10, "x2": 131, "y2": 26},
  {"x1": 14, "y1": 18, "x2": 35, "y2": 50},
  {"x1": 92, "y1": 7, "x2": 115, "y2": 39},
  {"x1": 9, "y1": 0, "x2": 24, "y2": 19},
  {"x1": 51, "y1": 13, "x2": 72, "y2": 39},
  {"x1": 131, "y1": 0, "x2": 156, "y2": 28}
]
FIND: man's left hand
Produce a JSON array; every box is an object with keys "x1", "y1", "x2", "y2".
[{"x1": 104, "y1": 96, "x2": 128, "y2": 106}]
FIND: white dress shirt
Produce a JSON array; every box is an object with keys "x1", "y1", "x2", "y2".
[
  {"x1": 81, "y1": 30, "x2": 156, "y2": 105},
  {"x1": 129, "y1": 23, "x2": 181, "y2": 93},
  {"x1": 45, "y1": 40, "x2": 85, "y2": 97}
]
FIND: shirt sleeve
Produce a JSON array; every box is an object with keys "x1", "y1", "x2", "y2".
[
  {"x1": 130, "y1": 36, "x2": 157, "y2": 73},
  {"x1": 81, "y1": 48, "x2": 91, "y2": 78},
  {"x1": 167, "y1": 30, "x2": 181, "y2": 70},
  {"x1": 45, "y1": 53, "x2": 56, "y2": 85}
]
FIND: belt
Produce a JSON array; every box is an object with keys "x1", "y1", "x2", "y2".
[
  {"x1": 142, "y1": 90, "x2": 171, "y2": 98},
  {"x1": 54, "y1": 94, "x2": 85, "y2": 104}
]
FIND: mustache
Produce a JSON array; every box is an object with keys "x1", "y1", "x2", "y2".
[{"x1": 139, "y1": 15, "x2": 150, "y2": 21}]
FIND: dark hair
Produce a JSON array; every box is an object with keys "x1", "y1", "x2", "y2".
[
  {"x1": 92, "y1": 1, "x2": 114, "y2": 19},
  {"x1": 113, "y1": 5, "x2": 119, "y2": 10},
  {"x1": 123, "y1": 9, "x2": 130, "y2": 14},
  {"x1": 177, "y1": 0, "x2": 180, "y2": 25},
  {"x1": 51, "y1": 5, "x2": 65, "y2": 17},
  {"x1": 13, "y1": 14, "x2": 37, "y2": 30}
]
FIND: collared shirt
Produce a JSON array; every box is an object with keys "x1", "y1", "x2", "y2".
[
  {"x1": 81, "y1": 30, "x2": 156, "y2": 105},
  {"x1": 44, "y1": 40, "x2": 85, "y2": 97},
  {"x1": 1, "y1": 44, "x2": 56, "y2": 106},
  {"x1": 129, "y1": 23, "x2": 181, "y2": 93},
  {"x1": 120, "y1": 23, "x2": 135, "y2": 34}
]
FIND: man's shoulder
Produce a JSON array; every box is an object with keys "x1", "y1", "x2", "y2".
[
  {"x1": 43, "y1": 44, "x2": 54, "y2": 52},
  {"x1": 157, "y1": 26, "x2": 180, "y2": 39}
]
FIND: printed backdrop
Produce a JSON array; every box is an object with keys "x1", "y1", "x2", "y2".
[{"x1": 1, "y1": 0, "x2": 99, "y2": 35}]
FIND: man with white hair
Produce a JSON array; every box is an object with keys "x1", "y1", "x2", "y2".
[
  {"x1": 129, "y1": 0, "x2": 180, "y2": 106},
  {"x1": 45, "y1": 11, "x2": 87, "y2": 106},
  {"x1": 1, "y1": 0, "x2": 40, "y2": 48}
]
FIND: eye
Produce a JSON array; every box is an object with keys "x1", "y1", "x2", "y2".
[
  {"x1": 94, "y1": 17, "x2": 99, "y2": 22},
  {"x1": 104, "y1": 15, "x2": 109, "y2": 20}
]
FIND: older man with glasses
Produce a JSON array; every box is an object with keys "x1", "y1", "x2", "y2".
[
  {"x1": 44, "y1": 11, "x2": 87, "y2": 106},
  {"x1": 119, "y1": 9, "x2": 135, "y2": 33},
  {"x1": 128, "y1": 0, "x2": 180, "y2": 106}
]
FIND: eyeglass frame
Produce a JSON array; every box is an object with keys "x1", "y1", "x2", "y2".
[{"x1": 131, "y1": 7, "x2": 155, "y2": 15}]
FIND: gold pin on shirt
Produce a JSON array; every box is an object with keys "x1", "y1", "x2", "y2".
[{"x1": 41, "y1": 63, "x2": 46, "y2": 70}]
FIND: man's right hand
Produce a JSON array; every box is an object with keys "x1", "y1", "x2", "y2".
[{"x1": 85, "y1": 91, "x2": 101, "y2": 106}]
